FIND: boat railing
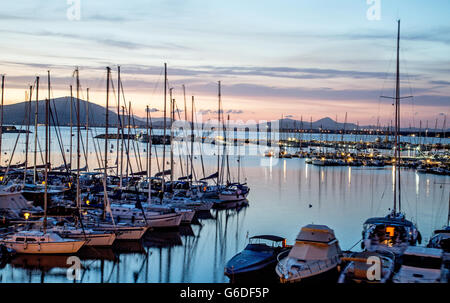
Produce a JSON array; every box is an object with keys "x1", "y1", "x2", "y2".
[{"x1": 277, "y1": 252, "x2": 340, "y2": 279}]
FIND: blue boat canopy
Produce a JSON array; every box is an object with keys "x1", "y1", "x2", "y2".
[
  {"x1": 250, "y1": 235, "x2": 285, "y2": 242},
  {"x1": 363, "y1": 217, "x2": 414, "y2": 227}
]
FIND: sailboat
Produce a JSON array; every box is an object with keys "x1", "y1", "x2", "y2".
[
  {"x1": 0, "y1": 92, "x2": 85, "y2": 254},
  {"x1": 361, "y1": 20, "x2": 421, "y2": 255}
]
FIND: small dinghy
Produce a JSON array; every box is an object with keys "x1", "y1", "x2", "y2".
[
  {"x1": 338, "y1": 250, "x2": 395, "y2": 283},
  {"x1": 225, "y1": 235, "x2": 290, "y2": 282}
]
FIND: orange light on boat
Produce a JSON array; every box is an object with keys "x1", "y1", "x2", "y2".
[
  {"x1": 24, "y1": 212, "x2": 30, "y2": 220},
  {"x1": 386, "y1": 226, "x2": 395, "y2": 237}
]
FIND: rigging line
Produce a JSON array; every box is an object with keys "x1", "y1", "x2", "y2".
[
  {"x1": 148, "y1": 107, "x2": 161, "y2": 174},
  {"x1": 400, "y1": 46, "x2": 417, "y2": 129},
  {"x1": 120, "y1": 101, "x2": 135, "y2": 178},
  {"x1": 48, "y1": 92, "x2": 69, "y2": 172},
  {"x1": 377, "y1": 36, "x2": 396, "y2": 127},
  {"x1": 49, "y1": 103, "x2": 70, "y2": 173},
  {"x1": 2, "y1": 106, "x2": 28, "y2": 181},
  {"x1": 119, "y1": 100, "x2": 136, "y2": 179},
  {"x1": 174, "y1": 104, "x2": 186, "y2": 178},
  {"x1": 193, "y1": 102, "x2": 206, "y2": 179},
  {"x1": 119, "y1": 90, "x2": 133, "y2": 176},
  {"x1": 74, "y1": 82, "x2": 90, "y2": 166},
  {"x1": 130, "y1": 106, "x2": 144, "y2": 172},
  {"x1": 88, "y1": 110, "x2": 103, "y2": 170}
]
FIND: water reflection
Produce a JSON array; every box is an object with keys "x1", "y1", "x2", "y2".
[{"x1": 0, "y1": 157, "x2": 448, "y2": 283}]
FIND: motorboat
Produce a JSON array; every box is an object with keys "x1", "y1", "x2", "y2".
[
  {"x1": 427, "y1": 226, "x2": 450, "y2": 253},
  {"x1": 276, "y1": 224, "x2": 342, "y2": 283},
  {"x1": 362, "y1": 211, "x2": 421, "y2": 256},
  {"x1": 393, "y1": 246, "x2": 448, "y2": 283},
  {"x1": 224, "y1": 235, "x2": 290, "y2": 282},
  {"x1": 338, "y1": 250, "x2": 395, "y2": 283},
  {"x1": 0, "y1": 230, "x2": 85, "y2": 254},
  {"x1": 0, "y1": 184, "x2": 39, "y2": 219}
]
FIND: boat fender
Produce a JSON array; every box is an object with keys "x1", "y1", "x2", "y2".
[
  {"x1": 10, "y1": 186, "x2": 15, "y2": 193},
  {"x1": 23, "y1": 242, "x2": 27, "y2": 250}
]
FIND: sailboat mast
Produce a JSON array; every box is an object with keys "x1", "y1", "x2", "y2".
[
  {"x1": 183, "y1": 85, "x2": 189, "y2": 178},
  {"x1": 217, "y1": 81, "x2": 221, "y2": 185},
  {"x1": 47, "y1": 71, "x2": 51, "y2": 168},
  {"x1": 191, "y1": 96, "x2": 194, "y2": 184},
  {"x1": 43, "y1": 96, "x2": 49, "y2": 233},
  {"x1": 0, "y1": 75, "x2": 4, "y2": 166},
  {"x1": 33, "y1": 77, "x2": 39, "y2": 184},
  {"x1": 103, "y1": 67, "x2": 111, "y2": 219},
  {"x1": 116, "y1": 66, "x2": 121, "y2": 177},
  {"x1": 69, "y1": 85, "x2": 73, "y2": 172},
  {"x1": 119, "y1": 106, "x2": 124, "y2": 188},
  {"x1": 169, "y1": 89, "x2": 174, "y2": 183},
  {"x1": 76, "y1": 68, "x2": 81, "y2": 209},
  {"x1": 85, "y1": 88, "x2": 89, "y2": 171},
  {"x1": 146, "y1": 105, "x2": 151, "y2": 204},
  {"x1": 24, "y1": 85, "x2": 32, "y2": 183},
  {"x1": 395, "y1": 19, "x2": 401, "y2": 213},
  {"x1": 162, "y1": 63, "x2": 167, "y2": 193}
]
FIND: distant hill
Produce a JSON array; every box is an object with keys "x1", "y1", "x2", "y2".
[
  {"x1": 261, "y1": 117, "x2": 447, "y2": 132},
  {"x1": 277, "y1": 117, "x2": 360, "y2": 131},
  {"x1": 2, "y1": 97, "x2": 170, "y2": 128},
  {"x1": 2, "y1": 99, "x2": 447, "y2": 132}
]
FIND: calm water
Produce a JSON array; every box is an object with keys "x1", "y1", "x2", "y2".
[{"x1": 0, "y1": 127, "x2": 448, "y2": 283}]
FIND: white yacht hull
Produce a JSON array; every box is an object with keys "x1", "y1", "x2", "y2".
[
  {"x1": 0, "y1": 240, "x2": 85, "y2": 254},
  {"x1": 147, "y1": 213, "x2": 183, "y2": 228},
  {"x1": 218, "y1": 192, "x2": 248, "y2": 202},
  {"x1": 93, "y1": 225, "x2": 149, "y2": 240},
  {"x1": 64, "y1": 233, "x2": 116, "y2": 247},
  {"x1": 177, "y1": 209, "x2": 195, "y2": 224}
]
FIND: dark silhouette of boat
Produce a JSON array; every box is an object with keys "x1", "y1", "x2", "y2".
[{"x1": 225, "y1": 235, "x2": 290, "y2": 282}]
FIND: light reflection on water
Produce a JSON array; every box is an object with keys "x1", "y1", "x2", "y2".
[{"x1": 0, "y1": 128, "x2": 449, "y2": 283}]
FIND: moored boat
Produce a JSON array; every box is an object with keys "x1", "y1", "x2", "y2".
[
  {"x1": 338, "y1": 250, "x2": 395, "y2": 283},
  {"x1": 225, "y1": 235, "x2": 290, "y2": 282},
  {"x1": 0, "y1": 230, "x2": 85, "y2": 254},
  {"x1": 276, "y1": 224, "x2": 342, "y2": 283}
]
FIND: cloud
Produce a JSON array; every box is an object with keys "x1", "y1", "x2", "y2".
[
  {"x1": 197, "y1": 109, "x2": 244, "y2": 115},
  {"x1": 146, "y1": 107, "x2": 160, "y2": 112},
  {"x1": 226, "y1": 109, "x2": 243, "y2": 114},
  {"x1": 0, "y1": 29, "x2": 190, "y2": 51},
  {"x1": 430, "y1": 80, "x2": 450, "y2": 86}
]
